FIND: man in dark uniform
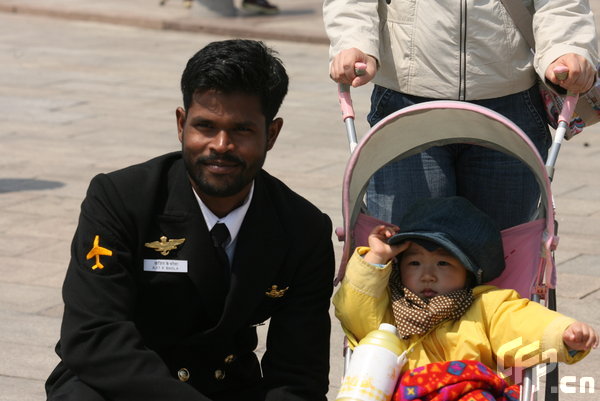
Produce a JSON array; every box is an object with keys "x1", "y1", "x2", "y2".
[{"x1": 45, "y1": 39, "x2": 335, "y2": 401}]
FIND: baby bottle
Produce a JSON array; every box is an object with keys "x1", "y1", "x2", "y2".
[{"x1": 335, "y1": 323, "x2": 407, "y2": 401}]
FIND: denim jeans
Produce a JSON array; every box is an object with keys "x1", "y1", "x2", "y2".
[{"x1": 366, "y1": 85, "x2": 551, "y2": 230}]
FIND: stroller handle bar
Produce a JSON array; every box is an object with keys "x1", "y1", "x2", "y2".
[
  {"x1": 337, "y1": 62, "x2": 367, "y2": 152},
  {"x1": 335, "y1": 64, "x2": 577, "y2": 178},
  {"x1": 545, "y1": 66, "x2": 579, "y2": 180}
]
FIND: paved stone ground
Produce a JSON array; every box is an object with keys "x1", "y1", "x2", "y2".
[
  {"x1": 0, "y1": 2, "x2": 599, "y2": 400},
  {"x1": 0, "y1": 0, "x2": 328, "y2": 44}
]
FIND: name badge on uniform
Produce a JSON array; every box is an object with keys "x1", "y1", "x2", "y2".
[{"x1": 143, "y1": 259, "x2": 188, "y2": 273}]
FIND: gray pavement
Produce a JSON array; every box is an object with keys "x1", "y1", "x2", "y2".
[
  {"x1": 0, "y1": 0, "x2": 328, "y2": 44},
  {"x1": 0, "y1": 1, "x2": 599, "y2": 400}
]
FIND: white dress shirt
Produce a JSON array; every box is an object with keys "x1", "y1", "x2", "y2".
[{"x1": 193, "y1": 182, "x2": 254, "y2": 265}]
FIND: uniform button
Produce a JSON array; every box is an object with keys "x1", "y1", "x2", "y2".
[
  {"x1": 177, "y1": 368, "x2": 190, "y2": 382},
  {"x1": 214, "y1": 369, "x2": 226, "y2": 380},
  {"x1": 224, "y1": 354, "x2": 236, "y2": 364}
]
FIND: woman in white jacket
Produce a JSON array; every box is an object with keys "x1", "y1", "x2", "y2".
[{"x1": 324, "y1": 0, "x2": 598, "y2": 229}]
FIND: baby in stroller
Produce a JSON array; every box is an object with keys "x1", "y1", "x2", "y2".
[{"x1": 334, "y1": 196, "x2": 598, "y2": 400}]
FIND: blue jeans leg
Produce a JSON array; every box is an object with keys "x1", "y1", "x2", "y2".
[{"x1": 365, "y1": 85, "x2": 551, "y2": 230}]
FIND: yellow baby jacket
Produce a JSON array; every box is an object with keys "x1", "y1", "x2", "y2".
[{"x1": 334, "y1": 248, "x2": 588, "y2": 380}]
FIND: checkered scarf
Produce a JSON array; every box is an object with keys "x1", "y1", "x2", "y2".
[{"x1": 389, "y1": 268, "x2": 473, "y2": 339}]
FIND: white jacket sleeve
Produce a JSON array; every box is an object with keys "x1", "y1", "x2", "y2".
[
  {"x1": 533, "y1": 0, "x2": 599, "y2": 82},
  {"x1": 323, "y1": 0, "x2": 382, "y2": 63}
]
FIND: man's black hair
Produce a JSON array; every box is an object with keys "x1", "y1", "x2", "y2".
[{"x1": 181, "y1": 39, "x2": 289, "y2": 123}]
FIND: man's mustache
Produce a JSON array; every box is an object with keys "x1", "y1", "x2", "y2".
[{"x1": 197, "y1": 153, "x2": 245, "y2": 167}]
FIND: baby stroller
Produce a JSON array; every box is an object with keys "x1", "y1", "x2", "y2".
[{"x1": 334, "y1": 77, "x2": 579, "y2": 401}]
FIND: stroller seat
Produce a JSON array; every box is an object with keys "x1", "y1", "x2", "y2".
[{"x1": 335, "y1": 101, "x2": 561, "y2": 401}]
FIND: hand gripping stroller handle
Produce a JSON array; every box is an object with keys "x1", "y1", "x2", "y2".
[
  {"x1": 545, "y1": 66, "x2": 579, "y2": 180},
  {"x1": 337, "y1": 62, "x2": 367, "y2": 152}
]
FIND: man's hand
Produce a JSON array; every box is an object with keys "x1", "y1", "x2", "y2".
[
  {"x1": 563, "y1": 321, "x2": 599, "y2": 351},
  {"x1": 330, "y1": 48, "x2": 378, "y2": 87},
  {"x1": 545, "y1": 54, "x2": 597, "y2": 94}
]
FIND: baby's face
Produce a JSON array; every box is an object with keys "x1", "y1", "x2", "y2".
[{"x1": 399, "y1": 242, "x2": 468, "y2": 299}]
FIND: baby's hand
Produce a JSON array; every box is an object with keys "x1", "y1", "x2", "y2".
[
  {"x1": 563, "y1": 321, "x2": 599, "y2": 351},
  {"x1": 364, "y1": 225, "x2": 408, "y2": 265}
]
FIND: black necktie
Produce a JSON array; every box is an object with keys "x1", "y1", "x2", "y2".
[{"x1": 210, "y1": 223, "x2": 230, "y2": 271}]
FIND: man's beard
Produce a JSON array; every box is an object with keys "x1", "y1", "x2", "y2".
[{"x1": 184, "y1": 152, "x2": 264, "y2": 197}]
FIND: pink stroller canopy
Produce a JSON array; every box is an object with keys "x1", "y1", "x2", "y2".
[{"x1": 338, "y1": 101, "x2": 556, "y2": 297}]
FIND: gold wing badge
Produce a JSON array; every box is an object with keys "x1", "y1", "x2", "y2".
[
  {"x1": 265, "y1": 285, "x2": 289, "y2": 298},
  {"x1": 144, "y1": 236, "x2": 186, "y2": 256},
  {"x1": 86, "y1": 235, "x2": 113, "y2": 270}
]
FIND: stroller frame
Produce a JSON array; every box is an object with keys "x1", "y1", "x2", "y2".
[{"x1": 334, "y1": 95, "x2": 578, "y2": 401}]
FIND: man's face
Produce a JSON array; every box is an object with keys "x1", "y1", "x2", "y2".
[{"x1": 177, "y1": 90, "x2": 281, "y2": 201}]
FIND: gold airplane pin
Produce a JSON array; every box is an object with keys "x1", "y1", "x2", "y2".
[
  {"x1": 86, "y1": 235, "x2": 113, "y2": 270},
  {"x1": 144, "y1": 236, "x2": 186, "y2": 256},
  {"x1": 265, "y1": 285, "x2": 289, "y2": 298}
]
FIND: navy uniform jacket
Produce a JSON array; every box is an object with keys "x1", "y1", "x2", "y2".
[{"x1": 45, "y1": 152, "x2": 335, "y2": 401}]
